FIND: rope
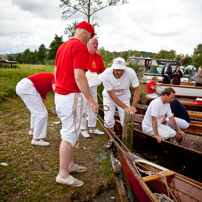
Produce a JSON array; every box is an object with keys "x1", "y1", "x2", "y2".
[
  {"x1": 154, "y1": 193, "x2": 175, "y2": 202},
  {"x1": 135, "y1": 164, "x2": 177, "y2": 202},
  {"x1": 72, "y1": 93, "x2": 83, "y2": 148},
  {"x1": 97, "y1": 92, "x2": 103, "y2": 103},
  {"x1": 95, "y1": 112, "x2": 132, "y2": 154}
]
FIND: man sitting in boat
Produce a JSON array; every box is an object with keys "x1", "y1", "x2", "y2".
[
  {"x1": 142, "y1": 88, "x2": 185, "y2": 143},
  {"x1": 101, "y1": 57, "x2": 140, "y2": 148},
  {"x1": 145, "y1": 76, "x2": 160, "y2": 99},
  {"x1": 165, "y1": 98, "x2": 190, "y2": 130}
]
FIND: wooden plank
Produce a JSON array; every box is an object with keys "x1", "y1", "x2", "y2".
[
  {"x1": 142, "y1": 171, "x2": 176, "y2": 182},
  {"x1": 122, "y1": 111, "x2": 135, "y2": 152},
  {"x1": 189, "y1": 113, "x2": 202, "y2": 118}
]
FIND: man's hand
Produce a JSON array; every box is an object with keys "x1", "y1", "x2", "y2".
[
  {"x1": 155, "y1": 135, "x2": 164, "y2": 143},
  {"x1": 177, "y1": 130, "x2": 185, "y2": 138},
  {"x1": 125, "y1": 106, "x2": 137, "y2": 115},
  {"x1": 89, "y1": 100, "x2": 99, "y2": 114}
]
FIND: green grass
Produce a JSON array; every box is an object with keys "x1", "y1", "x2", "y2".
[{"x1": 0, "y1": 64, "x2": 55, "y2": 102}]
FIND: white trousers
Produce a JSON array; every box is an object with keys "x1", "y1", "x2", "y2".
[
  {"x1": 166, "y1": 117, "x2": 190, "y2": 130},
  {"x1": 143, "y1": 124, "x2": 176, "y2": 140},
  {"x1": 103, "y1": 97, "x2": 130, "y2": 128},
  {"x1": 55, "y1": 93, "x2": 83, "y2": 147},
  {"x1": 146, "y1": 93, "x2": 158, "y2": 99},
  {"x1": 16, "y1": 78, "x2": 48, "y2": 139},
  {"x1": 81, "y1": 86, "x2": 97, "y2": 130}
]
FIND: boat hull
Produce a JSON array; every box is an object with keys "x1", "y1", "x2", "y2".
[
  {"x1": 114, "y1": 118, "x2": 202, "y2": 161},
  {"x1": 156, "y1": 84, "x2": 202, "y2": 99},
  {"x1": 117, "y1": 147, "x2": 202, "y2": 202}
]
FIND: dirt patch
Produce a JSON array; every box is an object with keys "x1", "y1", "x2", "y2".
[{"x1": 0, "y1": 96, "x2": 114, "y2": 201}]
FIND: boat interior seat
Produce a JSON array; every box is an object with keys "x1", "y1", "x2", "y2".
[
  {"x1": 142, "y1": 171, "x2": 176, "y2": 182},
  {"x1": 134, "y1": 159, "x2": 176, "y2": 182}
]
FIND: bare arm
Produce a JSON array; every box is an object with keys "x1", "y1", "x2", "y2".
[
  {"x1": 131, "y1": 86, "x2": 140, "y2": 108},
  {"x1": 151, "y1": 83, "x2": 160, "y2": 90},
  {"x1": 152, "y1": 116, "x2": 164, "y2": 143},
  {"x1": 42, "y1": 98, "x2": 57, "y2": 116},
  {"x1": 74, "y1": 69, "x2": 98, "y2": 113},
  {"x1": 107, "y1": 89, "x2": 136, "y2": 115}
]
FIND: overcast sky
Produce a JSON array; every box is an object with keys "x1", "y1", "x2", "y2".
[{"x1": 1, "y1": 0, "x2": 202, "y2": 56}]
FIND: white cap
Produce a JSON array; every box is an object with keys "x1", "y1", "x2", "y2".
[{"x1": 111, "y1": 57, "x2": 127, "y2": 70}]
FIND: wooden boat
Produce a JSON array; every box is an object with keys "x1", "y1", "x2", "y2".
[
  {"x1": 114, "y1": 114, "x2": 202, "y2": 161},
  {"x1": 130, "y1": 112, "x2": 202, "y2": 134},
  {"x1": 156, "y1": 84, "x2": 202, "y2": 99},
  {"x1": 136, "y1": 103, "x2": 202, "y2": 123},
  {"x1": 117, "y1": 146, "x2": 202, "y2": 202},
  {"x1": 144, "y1": 98, "x2": 202, "y2": 112}
]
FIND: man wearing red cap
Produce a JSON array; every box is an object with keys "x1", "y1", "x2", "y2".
[{"x1": 54, "y1": 21, "x2": 99, "y2": 187}]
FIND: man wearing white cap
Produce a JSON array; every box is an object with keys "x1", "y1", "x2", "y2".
[{"x1": 101, "y1": 57, "x2": 140, "y2": 148}]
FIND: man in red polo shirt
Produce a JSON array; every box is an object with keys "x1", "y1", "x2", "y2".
[
  {"x1": 145, "y1": 76, "x2": 160, "y2": 99},
  {"x1": 54, "y1": 21, "x2": 99, "y2": 187},
  {"x1": 81, "y1": 37, "x2": 105, "y2": 138},
  {"x1": 16, "y1": 72, "x2": 56, "y2": 146}
]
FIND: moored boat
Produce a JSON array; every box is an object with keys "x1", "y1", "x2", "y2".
[
  {"x1": 114, "y1": 114, "x2": 202, "y2": 161},
  {"x1": 117, "y1": 146, "x2": 202, "y2": 202},
  {"x1": 156, "y1": 84, "x2": 202, "y2": 99}
]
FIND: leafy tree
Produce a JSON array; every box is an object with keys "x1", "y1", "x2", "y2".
[
  {"x1": 29, "y1": 50, "x2": 37, "y2": 64},
  {"x1": 16, "y1": 53, "x2": 22, "y2": 64},
  {"x1": 193, "y1": 44, "x2": 202, "y2": 56},
  {"x1": 99, "y1": 47, "x2": 114, "y2": 68},
  {"x1": 60, "y1": 0, "x2": 128, "y2": 23},
  {"x1": 192, "y1": 44, "x2": 202, "y2": 68},
  {"x1": 37, "y1": 44, "x2": 47, "y2": 64},
  {"x1": 193, "y1": 55, "x2": 202, "y2": 68},
  {"x1": 22, "y1": 49, "x2": 31, "y2": 64},
  {"x1": 183, "y1": 54, "x2": 193, "y2": 67},
  {"x1": 64, "y1": 21, "x2": 79, "y2": 39},
  {"x1": 64, "y1": 21, "x2": 98, "y2": 38},
  {"x1": 47, "y1": 35, "x2": 63, "y2": 60},
  {"x1": 149, "y1": 49, "x2": 177, "y2": 60}
]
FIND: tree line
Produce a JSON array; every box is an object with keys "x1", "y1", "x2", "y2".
[{"x1": 7, "y1": 39, "x2": 202, "y2": 68}]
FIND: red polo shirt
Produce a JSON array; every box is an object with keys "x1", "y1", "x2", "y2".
[
  {"x1": 146, "y1": 80, "x2": 156, "y2": 93},
  {"x1": 88, "y1": 52, "x2": 105, "y2": 74},
  {"x1": 55, "y1": 38, "x2": 89, "y2": 95},
  {"x1": 27, "y1": 72, "x2": 55, "y2": 99}
]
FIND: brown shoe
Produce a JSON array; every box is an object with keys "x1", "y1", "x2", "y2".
[
  {"x1": 68, "y1": 164, "x2": 87, "y2": 173},
  {"x1": 56, "y1": 174, "x2": 83, "y2": 187}
]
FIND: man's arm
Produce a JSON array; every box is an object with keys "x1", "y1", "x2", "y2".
[
  {"x1": 74, "y1": 69, "x2": 99, "y2": 113},
  {"x1": 151, "y1": 83, "x2": 160, "y2": 90},
  {"x1": 152, "y1": 116, "x2": 164, "y2": 143},
  {"x1": 131, "y1": 86, "x2": 140, "y2": 108},
  {"x1": 42, "y1": 98, "x2": 57, "y2": 116},
  {"x1": 107, "y1": 89, "x2": 136, "y2": 115}
]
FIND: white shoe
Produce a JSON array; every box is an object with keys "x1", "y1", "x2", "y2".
[
  {"x1": 28, "y1": 130, "x2": 33, "y2": 135},
  {"x1": 56, "y1": 174, "x2": 83, "y2": 187},
  {"x1": 81, "y1": 130, "x2": 90, "y2": 138},
  {"x1": 31, "y1": 139, "x2": 50, "y2": 146},
  {"x1": 89, "y1": 129, "x2": 104, "y2": 135}
]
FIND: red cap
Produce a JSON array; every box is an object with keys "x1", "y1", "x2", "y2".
[{"x1": 76, "y1": 21, "x2": 94, "y2": 38}]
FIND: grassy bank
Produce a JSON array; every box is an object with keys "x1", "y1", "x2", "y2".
[
  {"x1": 0, "y1": 65, "x2": 113, "y2": 201},
  {"x1": 0, "y1": 64, "x2": 55, "y2": 103}
]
